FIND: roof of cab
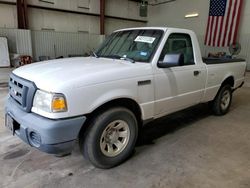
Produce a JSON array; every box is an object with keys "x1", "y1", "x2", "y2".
[
  {"x1": 115, "y1": 27, "x2": 168, "y2": 32},
  {"x1": 114, "y1": 27, "x2": 193, "y2": 34}
]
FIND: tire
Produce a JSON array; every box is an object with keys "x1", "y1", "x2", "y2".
[
  {"x1": 79, "y1": 107, "x2": 138, "y2": 169},
  {"x1": 211, "y1": 84, "x2": 232, "y2": 115}
]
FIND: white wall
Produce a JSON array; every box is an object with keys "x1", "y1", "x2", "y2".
[
  {"x1": 148, "y1": 0, "x2": 209, "y2": 36},
  {"x1": 27, "y1": 8, "x2": 145, "y2": 34},
  {"x1": 0, "y1": 3, "x2": 17, "y2": 28},
  {"x1": 0, "y1": 0, "x2": 147, "y2": 34},
  {"x1": 148, "y1": 0, "x2": 250, "y2": 69},
  {"x1": 148, "y1": 0, "x2": 250, "y2": 38},
  {"x1": 27, "y1": 0, "x2": 144, "y2": 20},
  {"x1": 28, "y1": 8, "x2": 100, "y2": 33}
]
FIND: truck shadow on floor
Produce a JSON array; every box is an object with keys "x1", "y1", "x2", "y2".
[{"x1": 136, "y1": 104, "x2": 212, "y2": 146}]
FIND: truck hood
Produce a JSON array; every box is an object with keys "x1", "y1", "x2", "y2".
[{"x1": 13, "y1": 57, "x2": 152, "y2": 92}]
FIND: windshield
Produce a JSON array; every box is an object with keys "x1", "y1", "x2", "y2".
[{"x1": 96, "y1": 29, "x2": 164, "y2": 63}]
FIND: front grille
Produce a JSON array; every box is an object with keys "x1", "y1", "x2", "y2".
[{"x1": 9, "y1": 74, "x2": 37, "y2": 112}]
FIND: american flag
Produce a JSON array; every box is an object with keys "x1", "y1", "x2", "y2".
[{"x1": 204, "y1": 0, "x2": 243, "y2": 47}]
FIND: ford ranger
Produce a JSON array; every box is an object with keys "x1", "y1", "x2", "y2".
[{"x1": 5, "y1": 27, "x2": 246, "y2": 168}]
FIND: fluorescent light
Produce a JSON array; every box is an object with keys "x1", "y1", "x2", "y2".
[{"x1": 185, "y1": 13, "x2": 199, "y2": 18}]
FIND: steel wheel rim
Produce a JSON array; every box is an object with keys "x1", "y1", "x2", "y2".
[
  {"x1": 220, "y1": 90, "x2": 231, "y2": 110},
  {"x1": 100, "y1": 120, "x2": 130, "y2": 157}
]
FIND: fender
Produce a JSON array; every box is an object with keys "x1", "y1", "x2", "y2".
[
  {"x1": 90, "y1": 89, "x2": 138, "y2": 112},
  {"x1": 221, "y1": 74, "x2": 235, "y2": 88}
]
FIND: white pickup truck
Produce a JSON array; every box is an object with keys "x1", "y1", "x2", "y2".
[{"x1": 5, "y1": 27, "x2": 246, "y2": 168}]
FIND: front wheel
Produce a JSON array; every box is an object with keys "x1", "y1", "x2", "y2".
[
  {"x1": 79, "y1": 107, "x2": 138, "y2": 169},
  {"x1": 211, "y1": 84, "x2": 232, "y2": 115}
]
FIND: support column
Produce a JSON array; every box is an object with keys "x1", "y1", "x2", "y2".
[
  {"x1": 100, "y1": 0, "x2": 105, "y2": 35},
  {"x1": 23, "y1": 0, "x2": 28, "y2": 29},
  {"x1": 17, "y1": 0, "x2": 28, "y2": 29}
]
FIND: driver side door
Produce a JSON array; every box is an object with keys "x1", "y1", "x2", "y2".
[{"x1": 154, "y1": 32, "x2": 206, "y2": 116}]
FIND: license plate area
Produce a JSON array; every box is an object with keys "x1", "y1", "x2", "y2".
[{"x1": 5, "y1": 114, "x2": 20, "y2": 135}]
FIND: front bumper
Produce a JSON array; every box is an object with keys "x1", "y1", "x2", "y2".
[{"x1": 5, "y1": 97, "x2": 86, "y2": 154}]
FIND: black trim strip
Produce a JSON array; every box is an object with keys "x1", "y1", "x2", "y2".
[
  {"x1": 138, "y1": 80, "x2": 151, "y2": 86},
  {"x1": 203, "y1": 58, "x2": 245, "y2": 64},
  {"x1": 0, "y1": 1, "x2": 15, "y2": 5},
  {"x1": 39, "y1": 0, "x2": 55, "y2": 5},
  {"x1": 233, "y1": 81, "x2": 244, "y2": 92}
]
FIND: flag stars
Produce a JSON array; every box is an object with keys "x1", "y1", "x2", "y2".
[{"x1": 209, "y1": 0, "x2": 227, "y2": 16}]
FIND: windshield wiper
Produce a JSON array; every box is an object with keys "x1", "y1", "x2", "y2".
[
  {"x1": 120, "y1": 57, "x2": 135, "y2": 63},
  {"x1": 103, "y1": 54, "x2": 135, "y2": 63},
  {"x1": 91, "y1": 51, "x2": 99, "y2": 58}
]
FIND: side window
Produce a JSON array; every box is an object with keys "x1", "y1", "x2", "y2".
[{"x1": 159, "y1": 33, "x2": 195, "y2": 66}]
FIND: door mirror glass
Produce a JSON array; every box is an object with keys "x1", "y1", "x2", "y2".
[{"x1": 158, "y1": 53, "x2": 184, "y2": 68}]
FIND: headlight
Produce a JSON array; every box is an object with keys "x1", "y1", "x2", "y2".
[{"x1": 32, "y1": 90, "x2": 67, "y2": 113}]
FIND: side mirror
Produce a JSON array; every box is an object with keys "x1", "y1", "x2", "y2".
[{"x1": 157, "y1": 53, "x2": 184, "y2": 68}]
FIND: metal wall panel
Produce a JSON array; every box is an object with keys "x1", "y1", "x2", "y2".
[
  {"x1": 0, "y1": 28, "x2": 32, "y2": 56},
  {"x1": 0, "y1": 28, "x2": 104, "y2": 62},
  {"x1": 16, "y1": 30, "x2": 33, "y2": 56},
  {"x1": 31, "y1": 30, "x2": 104, "y2": 61},
  {"x1": 0, "y1": 28, "x2": 18, "y2": 53}
]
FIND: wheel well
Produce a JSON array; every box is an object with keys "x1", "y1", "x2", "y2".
[
  {"x1": 79, "y1": 98, "x2": 143, "y2": 137},
  {"x1": 211, "y1": 76, "x2": 234, "y2": 103},
  {"x1": 221, "y1": 76, "x2": 234, "y2": 88}
]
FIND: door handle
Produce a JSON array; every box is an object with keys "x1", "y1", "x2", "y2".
[{"x1": 194, "y1": 70, "x2": 200, "y2": 76}]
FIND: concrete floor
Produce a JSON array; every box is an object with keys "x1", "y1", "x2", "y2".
[{"x1": 0, "y1": 70, "x2": 250, "y2": 188}]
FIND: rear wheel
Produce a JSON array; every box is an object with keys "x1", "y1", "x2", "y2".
[
  {"x1": 211, "y1": 84, "x2": 232, "y2": 115},
  {"x1": 79, "y1": 107, "x2": 138, "y2": 169}
]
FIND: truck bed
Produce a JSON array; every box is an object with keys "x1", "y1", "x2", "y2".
[{"x1": 203, "y1": 57, "x2": 245, "y2": 65}]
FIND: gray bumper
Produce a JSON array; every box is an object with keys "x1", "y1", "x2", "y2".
[{"x1": 5, "y1": 97, "x2": 86, "y2": 154}]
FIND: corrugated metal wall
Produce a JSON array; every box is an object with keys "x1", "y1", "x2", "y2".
[
  {"x1": 0, "y1": 28, "x2": 17, "y2": 53},
  {"x1": 16, "y1": 30, "x2": 33, "y2": 56},
  {"x1": 0, "y1": 28, "x2": 104, "y2": 62},
  {"x1": 0, "y1": 28, "x2": 32, "y2": 56},
  {"x1": 31, "y1": 30, "x2": 104, "y2": 61}
]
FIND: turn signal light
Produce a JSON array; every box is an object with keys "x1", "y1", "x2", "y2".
[{"x1": 52, "y1": 96, "x2": 67, "y2": 112}]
